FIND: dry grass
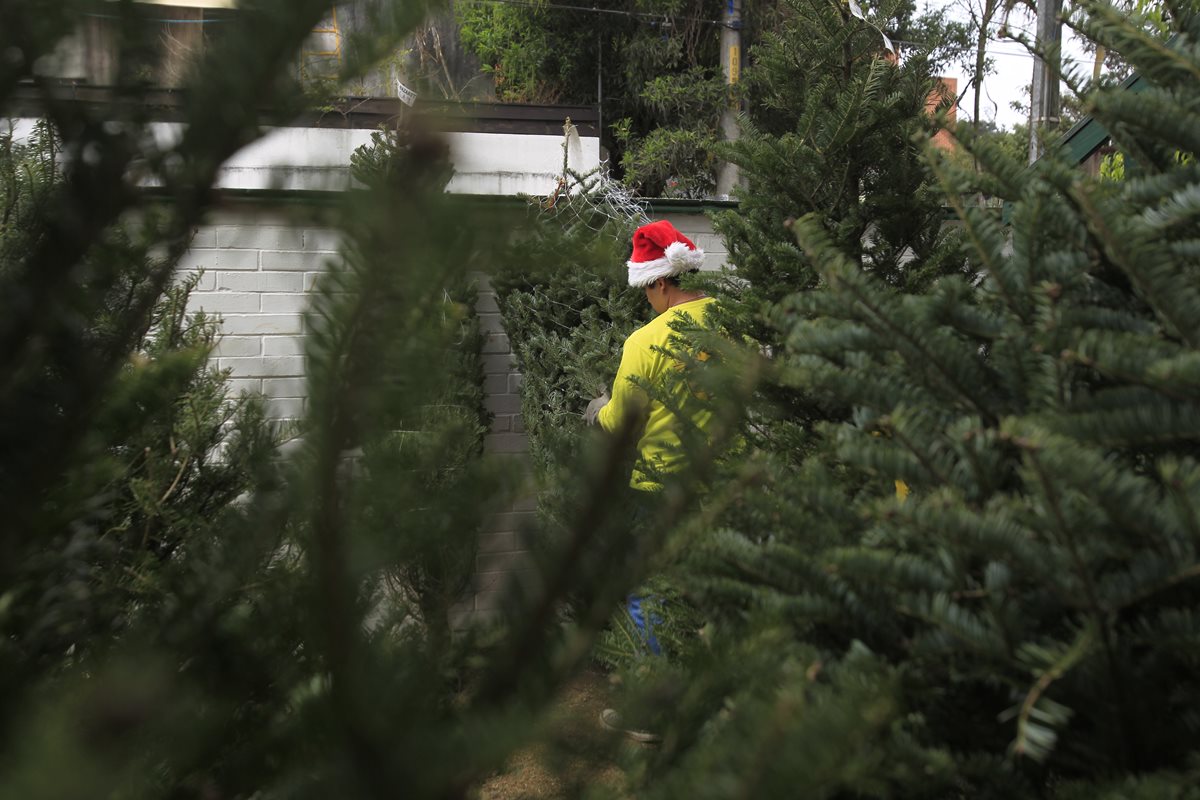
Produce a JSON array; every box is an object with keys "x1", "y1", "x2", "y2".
[{"x1": 479, "y1": 668, "x2": 636, "y2": 800}]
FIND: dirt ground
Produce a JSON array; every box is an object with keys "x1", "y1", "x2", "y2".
[{"x1": 479, "y1": 669, "x2": 632, "y2": 800}]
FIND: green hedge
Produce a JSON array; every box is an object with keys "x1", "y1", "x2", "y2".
[{"x1": 492, "y1": 206, "x2": 648, "y2": 481}]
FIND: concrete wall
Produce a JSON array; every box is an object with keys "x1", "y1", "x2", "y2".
[
  {"x1": 7, "y1": 119, "x2": 601, "y2": 196},
  {"x1": 206, "y1": 128, "x2": 598, "y2": 195}
]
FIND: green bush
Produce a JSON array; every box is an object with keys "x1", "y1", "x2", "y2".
[{"x1": 0, "y1": 120, "x2": 278, "y2": 691}]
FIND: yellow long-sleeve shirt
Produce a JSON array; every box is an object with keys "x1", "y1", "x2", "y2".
[{"x1": 598, "y1": 297, "x2": 716, "y2": 491}]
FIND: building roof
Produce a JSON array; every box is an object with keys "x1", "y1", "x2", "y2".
[
  {"x1": 9, "y1": 82, "x2": 599, "y2": 137},
  {"x1": 1054, "y1": 71, "x2": 1146, "y2": 166}
]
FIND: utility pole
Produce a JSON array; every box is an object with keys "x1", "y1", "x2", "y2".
[
  {"x1": 715, "y1": 0, "x2": 742, "y2": 199},
  {"x1": 1028, "y1": 0, "x2": 1063, "y2": 164}
]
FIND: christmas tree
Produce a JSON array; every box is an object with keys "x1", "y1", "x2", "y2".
[
  {"x1": 0, "y1": 4, "x2": 659, "y2": 796},
  {"x1": 620, "y1": 0, "x2": 1200, "y2": 795}
]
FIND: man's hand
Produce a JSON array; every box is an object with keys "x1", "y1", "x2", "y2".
[{"x1": 584, "y1": 389, "x2": 610, "y2": 426}]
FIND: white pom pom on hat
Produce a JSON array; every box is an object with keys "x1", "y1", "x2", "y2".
[{"x1": 626, "y1": 220, "x2": 705, "y2": 287}]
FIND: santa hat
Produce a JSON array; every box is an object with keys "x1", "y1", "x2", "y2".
[{"x1": 625, "y1": 220, "x2": 705, "y2": 288}]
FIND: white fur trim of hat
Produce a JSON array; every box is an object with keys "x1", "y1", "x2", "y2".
[{"x1": 625, "y1": 221, "x2": 706, "y2": 287}]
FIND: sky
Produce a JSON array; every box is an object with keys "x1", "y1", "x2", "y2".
[{"x1": 919, "y1": 0, "x2": 1097, "y2": 130}]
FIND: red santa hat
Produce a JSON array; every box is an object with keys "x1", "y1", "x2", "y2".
[{"x1": 625, "y1": 220, "x2": 705, "y2": 287}]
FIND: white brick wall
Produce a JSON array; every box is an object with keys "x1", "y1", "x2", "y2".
[
  {"x1": 475, "y1": 274, "x2": 529, "y2": 455},
  {"x1": 182, "y1": 207, "x2": 342, "y2": 424},
  {"x1": 662, "y1": 212, "x2": 730, "y2": 273}
]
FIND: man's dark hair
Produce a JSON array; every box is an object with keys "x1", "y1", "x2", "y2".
[{"x1": 665, "y1": 269, "x2": 700, "y2": 288}]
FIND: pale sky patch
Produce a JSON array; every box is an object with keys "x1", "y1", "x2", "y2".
[{"x1": 920, "y1": 0, "x2": 1096, "y2": 130}]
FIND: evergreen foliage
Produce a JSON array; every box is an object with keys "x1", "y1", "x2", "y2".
[
  {"x1": 486, "y1": 0, "x2": 975, "y2": 743},
  {"x1": 495, "y1": 0, "x2": 1200, "y2": 795},
  {"x1": 328, "y1": 128, "x2": 495, "y2": 651},
  {"x1": 0, "y1": 4, "x2": 654, "y2": 796},
  {"x1": 715, "y1": 0, "x2": 966, "y2": 302},
  {"x1": 621, "y1": 1, "x2": 1200, "y2": 795},
  {"x1": 10, "y1": 0, "x2": 1200, "y2": 795},
  {"x1": 0, "y1": 116, "x2": 279, "y2": 713},
  {"x1": 678, "y1": 0, "x2": 977, "y2": 497},
  {"x1": 491, "y1": 196, "x2": 647, "y2": 480}
]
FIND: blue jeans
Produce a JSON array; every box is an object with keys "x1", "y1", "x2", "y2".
[
  {"x1": 626, "y1": 489, "x2": 663, "y2": 656},
  {"x1": 626, "y1": 595, "x2": 663, "y2": 656}
]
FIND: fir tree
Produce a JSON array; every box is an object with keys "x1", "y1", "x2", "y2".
[
  {"x1": 712, "y1": 0, "x2": 969, "y2": 305},
  {"x1": 687, "y1": 0, "x2": 975, "y2": 486},
  {"x1": 1, "y1": 4, "x2": 661, "y2": 796},
  {"x1": 621, "y1": 0, "x2": 1200, "y2": 795},
  {"x1": 0, "y1": 116, "x2": 279, "y2": 715}
]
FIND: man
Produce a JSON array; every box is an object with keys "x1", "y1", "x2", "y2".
[
  {"x1": 585, "y1": 219, "x2": 715, "y2": 489},
  {"x1": 584, "y1": 219, "x2": 716, "y2": 741}
]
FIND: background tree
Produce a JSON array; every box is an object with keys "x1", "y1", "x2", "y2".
[
  {"x1": 1065, "y1": 0, "x2": 1171, "y2": 84},
  {"x1": 458, "y1": 0, "x2": 729, "y2": 196},
  {"x1": 458, "y1": 0, "x2": 971, "y2": 197},
  {"x1": 698, "y1": 0, "x2": 973, "y2": 482},
  {"x1": 957, "y1": 0, "x2": 1004, "y2": 133}
]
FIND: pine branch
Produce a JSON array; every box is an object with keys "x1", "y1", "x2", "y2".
[
  {"x1": 1010, "y1": 622, "x2": 1096, "y2": 762},
  {"x1": 787, "y1": 215, "x2": 1001, "y2": 425}
]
